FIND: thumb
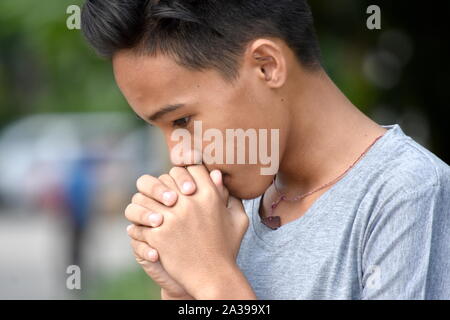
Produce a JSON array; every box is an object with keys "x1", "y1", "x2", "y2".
[
  {"x1": 210, "y1": 170, "x2": 229, "y2": 205},
  {"x1": 226, "y1": 195, "x2": 246, "y2": 216},
  {"x1": 227, "y1": 196, "x2": 249, "y2": 233}
]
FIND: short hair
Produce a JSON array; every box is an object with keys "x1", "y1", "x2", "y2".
[{"x1": 81, "y1": 0, "x2": 322, "y2": 81}]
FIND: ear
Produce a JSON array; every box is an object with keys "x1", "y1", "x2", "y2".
[{"x1": 247, "y1": 39, "x2": 287, "y2": 88}]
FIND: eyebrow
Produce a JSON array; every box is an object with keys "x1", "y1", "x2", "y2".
[{"x1": 147, "y1": 103, "x2": 186, "y2": 123}]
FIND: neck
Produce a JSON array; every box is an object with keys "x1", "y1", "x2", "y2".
[{"x1": 276, "y1": 68, "x2": 387, "y2": 196}]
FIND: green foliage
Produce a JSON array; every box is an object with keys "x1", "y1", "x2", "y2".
[
  {"x1": 0, "y1": 0, "x2": 129, "y2": 128},
  {"x1": 86, "y1": 267, "x2": 162, "y2": 300}
]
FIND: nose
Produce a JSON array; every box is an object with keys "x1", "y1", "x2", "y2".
[{"x1": 167, "y1": 140, "x2": 203, "y2": 167}]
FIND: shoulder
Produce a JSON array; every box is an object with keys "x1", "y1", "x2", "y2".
[
  {"x1": 359, "y1": 132, "x2": 447, "y2": 242},
  {"x1": 359, "y1": 131, "x2": 450, "y2": 240},
  {"x1": 372, "y1": 132, "x2": 450, "y2": 199}
]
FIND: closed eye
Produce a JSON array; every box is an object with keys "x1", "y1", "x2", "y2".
[{"x1": 172, "y1": 116, "x2": 191, "y2": 128}]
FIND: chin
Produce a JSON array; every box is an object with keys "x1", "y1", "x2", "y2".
[{"x1": 223, "y1": 174, "x2": 268, "y2": 200}]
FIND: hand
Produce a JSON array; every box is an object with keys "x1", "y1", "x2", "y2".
[
  {"x1": 125, "y1": 167, "x2": 200, "y2": 300},
  {"x1": 125, "y1": 166, "x2": 232, "y2": 299},
  {"x1": 126, "y1": 165, "x2": 251, "y2": 299}
]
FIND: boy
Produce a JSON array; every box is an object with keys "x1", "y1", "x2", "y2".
[{"x1": 81, "y1": 0, "x2": 450, "y2": 299}]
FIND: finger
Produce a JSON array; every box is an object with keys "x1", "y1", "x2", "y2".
[
  {"x1": 227, "y1": 196, "x2": 245, "y2": 215},
  {"x1": 210, "y1": 170, "x2": 229, "y2": 205},
  {"x1": 158, "y1": 173, "x2": 180, "y2": 194},
  {"x1": 186, "y1": 164, "x2": 214, "y2": 190},
  {"x1": 127, "y1": 224, "x2": 149, "y2": 242},
  {"x1": 130, "y1": 238, "x2": 159, "y2": 263},
  {"x1": 136, "y1": 174, "x2": 177, "y2": 206},
  {"x1": 227, "y1": 196, "x2": 249, "y2": 231},
  {"x1": 170, "y1": 146, "x2": 203, "y2": 167},
  {"x1": 125, "y1": 202, "x2": 164, "y2": 227},
  {"x1": 168, "y1": 167, "x2": 197, "y2": 195},
  {"x1": 130, "y1": 239, "x2": 189, "y2": 298}
]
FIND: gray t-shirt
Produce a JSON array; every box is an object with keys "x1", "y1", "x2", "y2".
[{"x1": 237, "y1": 124, "x2": 450, "y2": 299}]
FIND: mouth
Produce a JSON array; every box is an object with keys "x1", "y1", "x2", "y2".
[{"x1": 222, "y1": 173, "x2": 230, "y2": 185}]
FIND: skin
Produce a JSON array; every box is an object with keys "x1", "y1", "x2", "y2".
[
  {"x1": 126, "y1": 166, "x2": 254, "y2": 299},
  {"x1": 114, "y1": 37, "x2": 388, "y2": 299}
]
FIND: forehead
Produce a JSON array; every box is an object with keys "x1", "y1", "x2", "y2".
[{"x1": 112, "y1": 51, "x2": 222, "y2": 108}]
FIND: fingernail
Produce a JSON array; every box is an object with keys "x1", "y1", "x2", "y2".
[
  {"x1": 182, "y1": 181, "x2": 194, "y2": 193},
  {"x1": 211, "y1": 170, "x2": 222, "y2": 184},
  {"x1": 147, "y1": 249, "x2": 157, "y2": 261},
  {"x1": 162, "y1": 191, "x2": 175, "y2": 205},
  {"x1": 147, "y1": 213, "x2": 160, "y2": 226}
]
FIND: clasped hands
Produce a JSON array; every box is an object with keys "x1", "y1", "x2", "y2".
[{"x1": 124, "y1": 165, "x2": 253, "y2": 300}]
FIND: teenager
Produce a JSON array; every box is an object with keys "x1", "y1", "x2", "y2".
[{"x1": 81, "y1": 0, "x2": 450, "y2": 299}]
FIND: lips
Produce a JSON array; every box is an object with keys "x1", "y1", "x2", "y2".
[{"x1": 222, "y1": 173, "x2": 230, "y2": 185}]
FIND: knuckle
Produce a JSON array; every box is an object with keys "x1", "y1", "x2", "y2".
[
  {"x1": 133, "y1": 193, "x2": 151, "y2": 208},
  {"x1": 137, "y1": 242, "x2": 149, "y2": 258},
  {"x1": 140, "y1": 209, "x2": 150, "y2": 225},
  {"x1": 132, "y1": 227, "x2": 144, "y2": 241},
  {"x1": 132, "y1": 242, "x2": 149, "y2": 263},
  {"x1": 131, "y1": 192, "x2": 142, "y2": 204},
  {"x1": 136, "y1": 174, "x2": 152, "y2": 191},
  {"x1": 124, "y1": 203, "x2": 135, "y2": 219},
  {"x1": 149, "y1": 180, "x2": 165, "y2": 197},
  {"x1": 158, "y1": 173, "x2": 171, "y2": 182},
  {"x1": 168, "y1": 166, "x2": 180, "y2": 176},
  {"x1": 127, "y1": 225, "x2": 136, "y2": 239},
  {"x1": 169, "y1": 166, "x2": 187, "y2": 179},
  {"x1": 125, "y1": 204, "x2": 146, "y2": 223}
]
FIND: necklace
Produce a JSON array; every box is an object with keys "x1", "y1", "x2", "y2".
[{"x1": 261, "y1": 134, "x2": 385, "y2": 230}]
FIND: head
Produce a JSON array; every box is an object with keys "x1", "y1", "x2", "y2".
[{"x1": 81, "y1": 0, "x2": 322, "y2": 199}]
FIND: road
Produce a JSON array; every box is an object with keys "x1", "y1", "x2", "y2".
[{"x1": 0, "y1": 210, "x2": 135, "y2": 299}]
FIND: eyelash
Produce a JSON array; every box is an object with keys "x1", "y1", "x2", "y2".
[{"x1": 172, "y1": 116, "x2": 191, "y2": 128}]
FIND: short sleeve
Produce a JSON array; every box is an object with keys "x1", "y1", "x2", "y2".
[{"x1": 361, "y1": 183, "x2": 450, "y2": 299}]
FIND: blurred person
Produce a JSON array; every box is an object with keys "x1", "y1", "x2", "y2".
[
  {"x1": 63, "y1": 156, "x2": 97, "y2": 272},
  {"x1": 81, "y1": 0, "x2": 450, "y2": 300}
]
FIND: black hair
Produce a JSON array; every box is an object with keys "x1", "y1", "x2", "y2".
[{"x1": 81, "y1": 0, "x2": 322, "y2": 81}]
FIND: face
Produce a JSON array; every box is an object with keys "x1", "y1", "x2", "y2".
[{"x1": 113, "y1": 49, "x2": 288, "y2": 199}]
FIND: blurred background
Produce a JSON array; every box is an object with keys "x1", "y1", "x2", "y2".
[{"x1": 0, "y1": 0, "x2": 449, "y2": 299}]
